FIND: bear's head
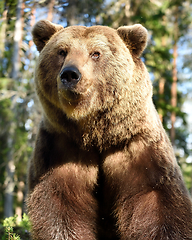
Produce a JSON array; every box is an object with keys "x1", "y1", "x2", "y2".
[{"x1": 32, "y1": 20, "x2": 154, "y2": 148}]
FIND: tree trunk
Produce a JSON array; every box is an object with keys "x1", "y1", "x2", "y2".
[
  {"x1": 15, "y1": 181, "x2": 25, "y2": 224},
  {"x1": 158, "y1": 77, "x2": 165, "y2": 122},
  {"x1": 4, "y1": 122, "x2": 16, "y2": 218},
  {"x1": 47, "y1": 0, "x2": 55, "y2": 21},
  {"x1": 10, "y1": 0, "x2": 23, "y2": 80},
  {"x1": 170, "y1": 7, "x2": 178, "y2": 147},
  {"x1": 28, "y1": 4, "x2": 36, "y2": 60},
  {"x1": 171, "y1": 42, "x2": 177, "y2": 146},
  {"x1": 158, "y1": 17, "x2": 166, "y2": 123},
  {"x1": 4, "y1": 0, "x2": 23, "y2": 218},
  {"x1": 0, "y1": 9, "x2": 7, "y2": 70},
  {"x1": 66, "y1": 1, "x2": 78, "y2": 26}
]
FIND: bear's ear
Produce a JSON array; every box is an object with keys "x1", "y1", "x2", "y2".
[
  {"x1": 117, "y1": 24, "x2": 148, "y2": 57},
  {"x1": 32, "y1": 20, "x2": 63, "y2": 52}
]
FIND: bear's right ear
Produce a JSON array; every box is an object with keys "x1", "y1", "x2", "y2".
[{"x1": 32, "y1": 20, "x2": 63, "y2": 52}]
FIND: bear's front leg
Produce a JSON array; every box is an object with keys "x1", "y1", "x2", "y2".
[
  {"x1": 28, "y1": 164, "x2": 98, "y2": 240},
  {"x1": 115, "y1": 176, "x2": 192, "y2": 240},
  {"x1": 103, "y1": 139, "x2": 192, "y2": 240}
]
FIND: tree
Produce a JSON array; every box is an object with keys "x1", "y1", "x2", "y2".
[
  {"x1": 3, "y1": 0, "x2": 23, "y2": 219},
  {"x1": 0, "y1": 0, "x2": 32, "y2": 220}
]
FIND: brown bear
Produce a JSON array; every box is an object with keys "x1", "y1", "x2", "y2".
[{"x1": 27, "y1": 19, "x2": 192, "y2": 240}]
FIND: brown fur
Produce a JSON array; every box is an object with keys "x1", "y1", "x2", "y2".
[{"x1": 28, "y1": 20, "x2": 192, "y2": 239}]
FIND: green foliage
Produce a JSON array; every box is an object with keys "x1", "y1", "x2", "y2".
[
  {"x1": 18, "y1": 214, "x2": 31, "y2": 232},
  {"x1": 180, "y1": 162, "x2": 192, "y2": 191},
  {"x1": 3, "y1": 215, "x2": 18, "y2": 228},
  {"x1": 2, "y1": 215, "x2": 20, "y2": 240},
  {"x1": 3, "y1": 227, "x2": 20, "y2": 240},
  {"x1": 0, "y1": 214, "x2": 31, "y2": 240}
]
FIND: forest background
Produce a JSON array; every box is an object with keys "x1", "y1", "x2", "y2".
[{"x1": 0, "y1": 0, "x2": 192, "y2": 224}]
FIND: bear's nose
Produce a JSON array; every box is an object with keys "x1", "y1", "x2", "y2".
[{"x1": 60, "y1": 66, "x2": 81, "y2": 88}]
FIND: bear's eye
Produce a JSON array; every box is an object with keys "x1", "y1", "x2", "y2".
[
  {"x1": 58, "y1": 49, "x2": 67, "y2": 57},
  {"x1": 91, "y1": 52, "x2": 100, "y2": 60}
]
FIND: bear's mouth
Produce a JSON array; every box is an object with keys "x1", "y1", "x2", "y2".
[
  {"x1": 58, "y1": 88, "x2": 82, "y2": 106},
  {"x1": 62, "y1": 89, "x2": 81, "y2": 103}
]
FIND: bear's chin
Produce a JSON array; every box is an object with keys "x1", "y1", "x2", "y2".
[
  {"x1": 57, "y1": 87, "x2": 97, "y2": 121},
  {"x1": 58, "y1": 95, "x2": 92, "y2": 121}
]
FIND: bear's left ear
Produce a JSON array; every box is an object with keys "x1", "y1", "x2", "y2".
[
  {"x1": 117, "y1": 24, "x2": 148, "y2": 57},
  {"x1": 32, "y1": 20, "x2": 63, "y2": 52}
]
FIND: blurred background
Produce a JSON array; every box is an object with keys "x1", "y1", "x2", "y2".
[{"x1": 0, "y1": 0, "x2": 192, "y2": 224}]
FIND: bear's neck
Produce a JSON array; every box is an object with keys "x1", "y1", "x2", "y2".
[{"x1": 42, "y1": 104, "x2": 161, "y2": 153}]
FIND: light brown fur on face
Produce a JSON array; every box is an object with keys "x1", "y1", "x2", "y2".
[
  {"x1": 28, "y1": 20, "x2": 192, "y2": 240},
  {"x1": 34, "y1": 21, "x2": 153, "y2": 150}
]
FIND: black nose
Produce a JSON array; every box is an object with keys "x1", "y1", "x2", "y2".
[{"x1": 60, "y1": 66, "x2": 81, "y2": 88}]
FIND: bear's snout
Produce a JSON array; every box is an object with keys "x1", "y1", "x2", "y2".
[{"x1": 60, "y1": 66, "x2": 81, "y2": 89}]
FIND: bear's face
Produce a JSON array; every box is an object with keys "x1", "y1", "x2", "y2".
[{"x1": 33, "y1": 21, "x2": 150, "y2": 123}]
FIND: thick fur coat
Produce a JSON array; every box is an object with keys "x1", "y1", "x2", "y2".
[{"x1": 27, "y1": 20, "x2": 192, "y2": 240}]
